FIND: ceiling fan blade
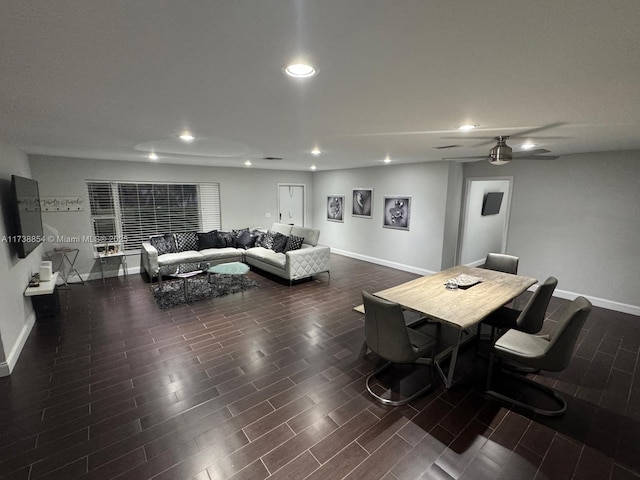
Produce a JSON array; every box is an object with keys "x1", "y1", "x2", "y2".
[
  {"x1": 512, "y1": 149, "x2": 550, "y2": 157},
  {"x1": 507, "y1": 122, "x2": 567, "y2": 139},
  {"x1": 515, "y1": 155, "x2": 559, "y2": 161},
  {"x1": 443, "y1": 155, "x2": 488, "y2": 163}
]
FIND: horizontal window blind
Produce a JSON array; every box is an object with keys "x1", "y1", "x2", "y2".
[{"x1": 86, "y1": 181, "x2": 221, "y2": 252}]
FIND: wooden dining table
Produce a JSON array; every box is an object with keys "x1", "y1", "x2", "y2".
[{"x1": 356, "y1": 265, "x2": 537, "y2": 388}]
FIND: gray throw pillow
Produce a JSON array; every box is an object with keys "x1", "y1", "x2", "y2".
[{"x1": 271, "y1": 232, "x2": 288, "y2": 253}]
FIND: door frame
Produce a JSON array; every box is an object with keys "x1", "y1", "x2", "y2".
[
  {"x1": 456, "y1": 176, "x2": 514, "y2": 266},
  {"x1": 277, "y1": 183, "x2": 306, "y2": 226}
]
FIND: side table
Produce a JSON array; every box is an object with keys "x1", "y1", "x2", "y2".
[
  {"x1": 24, "y1": 272, "x2": 60, "y2": 320},
  {"x1": 46, "y1": 247, "x2": 84, "y2": 287},
  {"x1": 97, "y1": 252, "x2": 128, "y2": 284}
]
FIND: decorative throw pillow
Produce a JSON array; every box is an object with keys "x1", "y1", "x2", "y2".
[
  {"x1": 196, "y1": 231, "x2": 218, "y2": 250},
  {"x1": 271, "y1": 232, "x2": 289, "y2": 253},
  {"x1": 259, "y1": 230, "x2": 276, "y2": 250},
  {"x1": 235, "y1": 230, "x2": 258, "y2": 250},
  {"x1": 219, "y1": 231, "x2": 236, "y2": 247},
  {"x1": 285, "y1": 234, "x2": 304, "y2": 252},
  {"x1": 174, "y1": 231, "x2": 198, "y2": 252},
  {"x1": 253, "y1": 230, "x2": 267, "y2": 248},
  {"x1": 149, "y1": 234, "x2": 177, "y2": 255}
]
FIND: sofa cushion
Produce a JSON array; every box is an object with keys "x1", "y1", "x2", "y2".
[
  {"x1": 245, "y1": 247, "x2": 286, "y2": 269},
  {"x1": 175, "y1": 231, "x2": 198, "y2": 252},
  {"x1": 157, "y1": 250, "x2": 203, "y2": 266},
  {"x1": 285, "y1": 234, "x2": 304, "y2": 252},
  {"x1": 270, "y1": 223, "x2": 294, "y2": 236},
  {"x1": 199, "y1": 247, "x2": 243, "y2": 262},
  {"x1": 291, "y1": 226, "x2": 320, "y2": 246},
  {"x1": 150, "y1": 234, "x2": 177, "y2": 255},
  {"x1": 271, "y1": 232, "x2": 289, "y2": 253}
]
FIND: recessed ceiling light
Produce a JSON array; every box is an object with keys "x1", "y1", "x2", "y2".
[
  {"x1": 179, "y1": 132, "x2": 195, "y2": 142},
  {"x1": 458, "y1": 124, "x2": 479, "y2": 131},
  {"x1": 310, "y1": 164, "x2": 317, "y2": 170},
  {"x1": 284, "y1": 63, "x2": 316, "y2": 78},
  {"x1": 384, "y1": 156, "x2": 391, "y2": 163},
  {"x1": 244, "y1": 160, "x2": 252, "y2": 166},
  {"x1": 311, "y1": 147, "x2": 321, "y2": 156},
  {"x1": 521, "y1": 142, "x2": 537, "y2": 150},
  {"x1": 148, "y1": 153, "x2": 158, "y2": 160}
]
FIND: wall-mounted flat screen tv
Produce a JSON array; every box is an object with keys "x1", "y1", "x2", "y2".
[
  {"x1": 481, "y1": 191, "x2": 504, "y2": 216},
  {"x1": 11, "y1": 175, "x2": 44, "y2": 258}
]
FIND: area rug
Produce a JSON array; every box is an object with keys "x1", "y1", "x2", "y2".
[{"x1": 152, "y1": 274, "x2": 258, "y2": 309}]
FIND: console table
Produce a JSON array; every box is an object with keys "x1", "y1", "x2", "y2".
[
  {"x1": 97, "y1": 252, "x2": 128, "y2": 284},
  {"x1": 24, "y1": 272, "x2": 60, "y2": 320}
]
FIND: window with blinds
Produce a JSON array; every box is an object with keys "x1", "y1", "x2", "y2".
[{"x1": 86, "y1": 181, "x2": 221, "y2": 252}]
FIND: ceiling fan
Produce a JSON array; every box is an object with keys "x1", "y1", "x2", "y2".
[{"x1": 444, "y1": 136, "x2": 559, "y2": 165}]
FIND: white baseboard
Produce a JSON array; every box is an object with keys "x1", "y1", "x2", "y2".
[
  {"x1": 0, "y1": 312, "x2": 36, "y2": 377},
  {"x1": 331, "y1": 249, "x2": 436, "y2": 277},
  {"x1": 332, "y1": 249, "x2": 640, "y2": 317}
]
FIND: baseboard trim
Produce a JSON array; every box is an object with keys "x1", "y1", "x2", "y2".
[
  {"x1": 0, "y1": 312, "x2": 36, "y2": 377},
  {"x1": 331, "y1": 249, "x2": 436, "y2": 277},
  {"x1": 332, "y1": 249, "x2": 639, "y2": 317}
]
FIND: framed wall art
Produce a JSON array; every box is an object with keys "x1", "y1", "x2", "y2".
[
  {"x1": 327, "y1": 195, "x2": 345, "y2": 222},
  {"x1": 352, "y1": 188, "x2": 373, "y2": 218},
  {"x1": 383, "y1": 196, "x2": 411, "y2": 230}
]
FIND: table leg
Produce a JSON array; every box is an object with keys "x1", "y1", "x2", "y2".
[{"x1": 434, "y1": 327, "x2": 475, "y2": 389}]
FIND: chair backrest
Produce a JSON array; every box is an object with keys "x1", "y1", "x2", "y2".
[
  {"x1": 539, "y1": 296, "x2": 592, "y2": 371},
  {"x1": 483, "y1": 253, "x2": 519, "y2": 275},
  {"x1": 515, "y1": 276, "x2": 558, "y2": 334},
  {"x1": 362, "y1": 291, "x2": 415, "y2": 363}
]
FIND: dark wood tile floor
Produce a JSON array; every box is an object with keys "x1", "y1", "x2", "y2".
[{"x1": 2, "y1": 254, "x2": 640, "y2": 480}]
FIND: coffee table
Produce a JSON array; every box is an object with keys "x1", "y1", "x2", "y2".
[
  {"x1": 207, "y1": 262, "x2": 249, "y2": 281},
  {"x1": 160, "y1": 262, "x2": 209, "y2": 300}
]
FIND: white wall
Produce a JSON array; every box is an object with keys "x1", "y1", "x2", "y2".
[
  {"x1": 0, "y1": 142, "x2": 42, "y2": 376},
  {"x1": 459, "y1": 178, "x2": 511, "y2": 266},
  {"x1": 29, "y1": 155, "x2": 313, "y2": 280},
  {"x1": 464, "y1": 150, "x2": 640, "y2": 313},
  {"x1": 312, "y1": 162, "x2": 461, "y2": 275}
]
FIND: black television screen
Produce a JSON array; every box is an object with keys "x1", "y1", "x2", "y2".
[
  {"x1": 11, "y1": 175, "x2": 44, "y2": 258},
  {"x1": 481, "y1": 191, "x2": 504, "y2": 216}
]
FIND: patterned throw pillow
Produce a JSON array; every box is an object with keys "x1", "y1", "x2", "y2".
[
  {"x1": 285, "y1": 234, "x2": 304, "y2": 252},
  {"x1": 149, "y1": 234, "x2": 177, "y2": 255},
  {"x1": 260, "y1": 230, "x2": 276, "y2": 250},
  {"x1": 253, "y1": 231, "x2": 267, "y2": 248},
  {"x1": 271, "y1": 232, "x2": 289, "y2": 253},
  {"x1": 174, "y1": 231, "x2": 198, "y2": 252}
]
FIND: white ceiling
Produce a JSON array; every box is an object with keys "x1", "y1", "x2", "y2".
[{"x1": 1, "y1": 1, "x2": 639, "y2": 171}]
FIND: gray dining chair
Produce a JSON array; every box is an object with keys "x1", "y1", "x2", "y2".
[
  {"x1": 485, "y1": 296, "x2": 592, "y2": 416},
  {"x1": 483, "y1": 252, "x2": 519, "y2": 275},
  {"x1": 481, "y1": 276, "x2": 558, "y2": 344},
  {"x1": 360, "y1": 291, "x2": 440, "y2": 406}
]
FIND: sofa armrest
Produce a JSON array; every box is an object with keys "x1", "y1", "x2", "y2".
[
  {"x1": 285, "y1": 245, "x2": 331, "y2": 280},
  {"x1": 141, "y1": 242, "x2": 159, "y2": 277}
]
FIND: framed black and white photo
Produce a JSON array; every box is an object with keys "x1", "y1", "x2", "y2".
[
  {"x1": 327, "y1": 195, "x2": 345, "y2": 222},
  {"x1": 352, "y1": 188, "x2": 373, "y2": 218},
  {"x1": 383, "y1": 196, "x2": 411, "y2": 230}
]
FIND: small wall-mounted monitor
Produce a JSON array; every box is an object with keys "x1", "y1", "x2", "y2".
[{"x1": 481, "y1": 191, "x2": 504, "y2": 216}]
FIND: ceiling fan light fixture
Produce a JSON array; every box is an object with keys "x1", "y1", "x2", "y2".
[{"x1": 489, "y1": 136, "x2": 512, "y2": 165}]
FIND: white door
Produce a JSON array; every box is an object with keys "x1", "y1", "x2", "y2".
[{"x1": 278, "y1": 184, "x2": 305, "y2": 226}]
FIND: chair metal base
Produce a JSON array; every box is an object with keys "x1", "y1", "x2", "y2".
[
  {"x1": 366, "y1": 361, "x2": 433, "y2": 407},
  {"x1": 485, "y1": 355, "x2": 567, "y2": 416}
]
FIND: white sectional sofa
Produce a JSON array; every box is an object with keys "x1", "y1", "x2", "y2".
[{"x1": 141, "y1": 223, "x2": 330, "y2": 285}]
